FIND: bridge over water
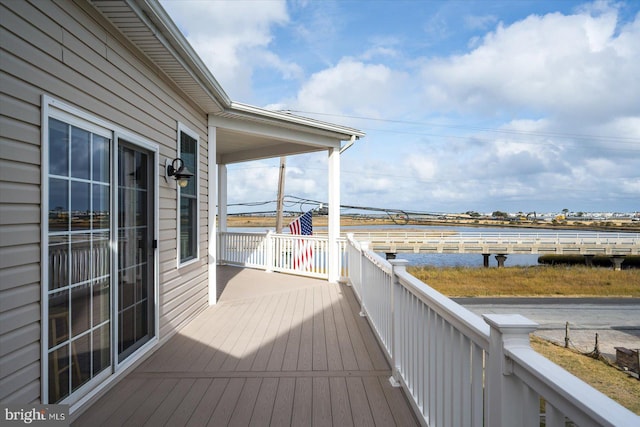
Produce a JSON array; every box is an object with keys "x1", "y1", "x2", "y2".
[{"x1": 346, "y1": 231, "x2": 640, "y2": 268}]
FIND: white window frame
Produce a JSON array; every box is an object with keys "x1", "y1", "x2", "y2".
[
  {"x1": 41, "y1": 95, "x2": 160, "y2": 409},
  {"x1": 177, "y1": 122, "x2": 200, "y2": 267}
]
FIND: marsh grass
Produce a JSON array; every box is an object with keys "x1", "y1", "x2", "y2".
[
  {"x1": 407, "y1": 265, "x2": 640, "y2": 297},
  {"x1": 530, "y1": 336, "x2": 640, "y2": 415}
]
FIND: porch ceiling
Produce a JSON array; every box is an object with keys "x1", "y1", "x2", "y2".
[
  {"x1": 91, "y1": 0, "x2": 364, "y2": 164},
  {"x1": 216, "y1": 128, "x2": 326, "y2": 164}
]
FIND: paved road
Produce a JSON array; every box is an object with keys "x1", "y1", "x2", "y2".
[{"x1": 454, "y1": 297, "x2": 640, "y2": 359}]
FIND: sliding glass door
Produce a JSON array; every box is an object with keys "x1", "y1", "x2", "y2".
[{"x1": 46, "y1": 115, "x2": 156, "y2": 403}]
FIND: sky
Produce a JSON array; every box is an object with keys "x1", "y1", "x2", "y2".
[{"x1": 160, "y1": 0, "x2": 640, "y2": 215}]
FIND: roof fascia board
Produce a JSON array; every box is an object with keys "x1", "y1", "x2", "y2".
[
  {"x1": 128, "y1": 0, "x2": 231, "y2": 109},
  {"x1": 229, "y1": 102, "x2": 365, "y2": 140}
]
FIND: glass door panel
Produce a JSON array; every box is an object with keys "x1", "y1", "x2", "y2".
[
  {"x1": 117, "y1": 143, "x2": 154, "y2": 362},
  {"x1": 47, "y1": 118, "x2": 111, "y2": 403}
]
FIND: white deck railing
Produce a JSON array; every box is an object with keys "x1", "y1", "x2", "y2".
[
  {"x1": 218, "y1": 231, "x2": 347, "y2": 279},
  {"x1": 217, "y1": 231, "x2": 639, "y2": 426},
  {"x1": 345, "y1": 234, "x2": 639, "y2": 427}
]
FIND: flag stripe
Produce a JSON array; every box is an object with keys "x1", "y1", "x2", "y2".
[{"x1": 288, "y1": 211, "x2": 314, "y2": 270}]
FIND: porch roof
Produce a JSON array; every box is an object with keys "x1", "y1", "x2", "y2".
[
  {"x1": 89, "y1": 0, "x2": 364, "y2": 163},
  {"x1": 72, "y1": 267, "x2": 418, "y2": 426}
]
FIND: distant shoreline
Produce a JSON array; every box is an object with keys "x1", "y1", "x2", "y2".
[{"x1": 226, "y1": 215, "x2": 640, "y2": 233}]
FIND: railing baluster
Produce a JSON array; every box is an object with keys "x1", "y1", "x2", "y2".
[
  {"x1": 452, "y1": 330, "x2": 462, "y2": 427},
  {"x1": 544, "y1": 402, "x2": 565, "y2": 427},
  {"x1": 417, "y1": 297, "x2": 423, "y2": 405},
  {"x1": 474, "y1": 343, "x2": 483, "y2": 426},
  {"x1": 460, "y1": 335, "x2": 471, "y2": 427},
  {"x1": 521, "y1": 383, "x2": 539, "y2": 427},
  {"x1": 428, "y1": 308, "x2": 436, "y2": 424},
  {"x1": 410, "y1": 295, "x2": 414, "y2": 395},
  {"x1": 435, "y1": 314, "x2": 443, "y2": 425},
  {"x1": 444, "y1": 323, "x2": 453, "y2": 427}
]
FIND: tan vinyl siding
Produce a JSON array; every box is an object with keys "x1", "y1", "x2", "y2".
[
  {"x1": 1, "y1": 0, "x2": 210, "y2": 404},
  {"x1": 0, "y1": 60, "x2": 43, "y2": 403}
]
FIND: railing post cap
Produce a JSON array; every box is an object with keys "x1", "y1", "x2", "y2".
[
  {"x1": 389, "y1": 259, "x2": 410, "y2": 267},
  {"x1": 483, "y1": 314, "x2": 539, "y2": 333}
]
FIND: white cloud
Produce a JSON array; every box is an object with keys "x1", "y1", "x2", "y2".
[
  {"x1": 160, "y1": 0, "x2": 291, "y2": 99},
  {"x1": 423, "y1": 12, "x2": 452, "y2": 43},
  {"x1": 464, "y1": 14, "x2": 498, "y2": 31},
  {"x1": 227, "y1": 161, "x2": 280, "y2": 203},
  {"x1": 359, "y1": 46, "x2": 400, "y2": 61},
  {"x1": 290, "y1": 58, "x2": 412, "y2": 119},
  {"x1": 406, "y1": 155, "x2": 437, "y2": 181},
  {"x1": 420, "y1": 5, "x2": 640, "y2": 122}
]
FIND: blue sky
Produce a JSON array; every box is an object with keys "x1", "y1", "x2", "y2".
[{"x1": 161, "y1": 0, "x2": 640, "y2": 215}]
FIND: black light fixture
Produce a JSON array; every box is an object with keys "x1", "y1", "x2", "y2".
[{"x1": 165, "y1": 158, "x2": 194, "y2": 188}]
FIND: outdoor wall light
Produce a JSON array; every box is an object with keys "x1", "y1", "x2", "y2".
[{"x1": 165, "y1": 158, "x2": 194, "y2": 188}]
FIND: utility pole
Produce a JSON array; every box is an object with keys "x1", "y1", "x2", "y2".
[{"x1": 275, "y1": 156, "x2": 286, "y2": 233}]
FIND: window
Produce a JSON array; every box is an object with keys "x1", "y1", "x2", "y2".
[{"x1": 178, "y1": 125, "x2": 198, "y2": 264}]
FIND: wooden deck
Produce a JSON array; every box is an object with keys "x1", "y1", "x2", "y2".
[{"x1": 73, "y1": 266, "x2": 419, "y2": 426}]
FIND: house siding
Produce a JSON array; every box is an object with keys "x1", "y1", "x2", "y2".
[{"x1": 1, "y1": 0, "x2": 210, "y2": 405}]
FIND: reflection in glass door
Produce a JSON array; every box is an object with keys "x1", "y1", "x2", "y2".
[
  {"x1": 47, "y1": 118, "x2": 111, "y2": 403},
  {"x1": 117, "y1": 143, "x2": 155, "y2": 362}
]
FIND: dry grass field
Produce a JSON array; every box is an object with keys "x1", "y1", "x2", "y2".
[
  {"x1": 530, "y1": 336, "x2": 640, "y2": 415},
  {"x1": 407, "y1": 265, "x2": 640, "y2": 297}
]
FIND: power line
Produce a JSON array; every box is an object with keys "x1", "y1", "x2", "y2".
[
  {"x1": 230, "y1": 195, "x2": 447, "y2": 219},
  {"x1": 283, "y1": 109, "x2": 640, "y2": 145}
]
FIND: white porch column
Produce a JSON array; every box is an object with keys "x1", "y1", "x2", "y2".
[
  {"x1": 328, "y1": 146, "x2": 340, "y2": 283},
  {"x1": 207, "y1": 123, "x2": 217, "y2": 305},
  {"x1": 218, "y1": 163, "x2": 228, "y2": 232}
]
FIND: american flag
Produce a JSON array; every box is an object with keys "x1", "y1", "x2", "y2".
[{"x1": 288, "y1": 210, "x2": 313, "y2": 270}]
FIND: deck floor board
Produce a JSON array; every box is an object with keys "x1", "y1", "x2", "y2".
[
  {"x1": 281, "y1": 288, "x2": 306, "y2": 371},
  {"x1": 72, "y1": 266, "x2": 418, "y2": 426},
  {"x1": 291, "y1": 377, "x2": 313, "y2": 426},
  {"x1": 141, "y1": 378, "x2": 196, "y2": 427},
  {"x1": 329, "y1": 376, "x2": 354, "y2": 427},
  {"x1": 163, "y1": 378, "x2": 212, "y2": 426},
  {"x1": 271, "y1": 377, "x2": 295, "y2": 426},
  {"x1": 186, "y1": 377, "x2": 229, "y2": 427},
  {"x1": 248, "y1": 377, "x2": 278, "y2": 426}
]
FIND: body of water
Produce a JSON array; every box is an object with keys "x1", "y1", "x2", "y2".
[{"x1": 387, "y1": 252, "x2": 540, "y2": 268}]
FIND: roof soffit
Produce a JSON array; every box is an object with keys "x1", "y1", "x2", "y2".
[
  {"x1": 89, "y1": 0, "x2": 228, "y2": 113},
  {"x1": 89, "y1": 0, "x2": 365, "y2": 163}
]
